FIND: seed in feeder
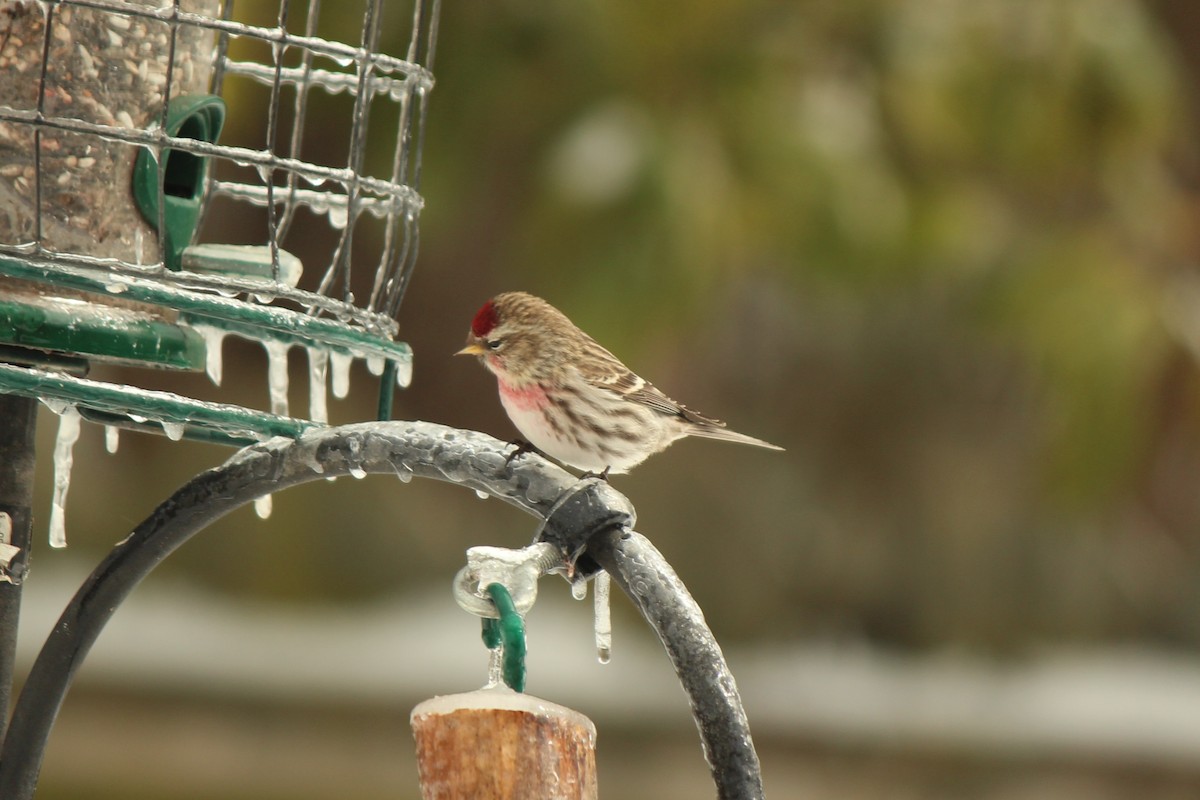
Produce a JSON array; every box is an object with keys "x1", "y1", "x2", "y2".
[
  {"x1": 52, "y1": 24, "x2": 70, "y2": 43},
  {"x1": 106, "y1": 29, "x2": 122, "y2": 48},
  {"x1": 56, "y1": 172, "x2": 70, "y2": 187},
  {"x1": 116, "y1": 110, "x2": 134, "y2": 128},
  {"x1": 107, "y1": 14, "x2": 131, "y2": 31},
  {"x1": 0, "y1": 165, "x2": 21, "y2": 177},
  {"x1": 78, "y1": 157, "x2": 95, "y2": 168}
]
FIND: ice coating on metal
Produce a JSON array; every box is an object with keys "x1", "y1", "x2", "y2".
[{"x1": 453, "y1": 542, "x2": 562, "y2": 619}]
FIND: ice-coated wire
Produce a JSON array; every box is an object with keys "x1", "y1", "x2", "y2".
[
  {"x1": 31, "y1": 2, "x2": 58, "y2": 245},
  {"x1": 317, "y1": 0, "x2": 385, "y2": 306},
  {"x1": 262, "y1": 2, "x2": 289, "y2": 283},
  {"x1": 275, "y1": 0, "x2": 322, "y2": 240},
  {"x1": 155, "y1": 0, "x2": 184, "y2": 260}
]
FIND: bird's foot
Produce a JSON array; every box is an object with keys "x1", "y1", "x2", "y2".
[
  {"x1": 580, "y1": 466, "x2": 612, "y2": 482},
  {"x1": 504, "y1": 439, "x2": 538, "y2": 467}
]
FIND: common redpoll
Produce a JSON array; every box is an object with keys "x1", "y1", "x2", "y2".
[{"x1": 456, "y1": 291, "x2": 783, "y2": 477}]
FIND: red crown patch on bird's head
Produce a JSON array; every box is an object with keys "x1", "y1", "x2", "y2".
[{"x1": 471, "y1": 300, "x2": 499, "y2": 338}]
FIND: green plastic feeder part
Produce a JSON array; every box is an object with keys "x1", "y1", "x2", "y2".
[{"x1": 133, "y1": 95, "x2": 227, "y2": 270}]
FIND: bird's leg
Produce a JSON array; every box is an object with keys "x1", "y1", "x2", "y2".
[
  {"x1": 504, "y1": 439, "x2": 539, "y2": 466},
  {"x1": 580, "y1": 466, "x2": 611, "y2": 482}
]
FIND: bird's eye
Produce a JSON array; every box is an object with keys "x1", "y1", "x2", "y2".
[{"x1": 486, "y1": 339, "x2": 502, "y2": 350}]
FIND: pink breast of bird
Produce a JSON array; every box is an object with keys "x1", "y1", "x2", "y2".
[{"x1": 498, "y1": 380, "x2": 548, "y2": 411}]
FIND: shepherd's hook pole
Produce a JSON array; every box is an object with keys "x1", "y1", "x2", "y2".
[{"x1": 0, "y1": 393, "x2": 37, "y2": 747}]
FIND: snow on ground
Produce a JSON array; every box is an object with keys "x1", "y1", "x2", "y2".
[{"x1": 16, "y1": 560, "x2": 1200, "y2": 769}]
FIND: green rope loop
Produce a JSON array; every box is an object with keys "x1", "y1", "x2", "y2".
[{"x1": 483, "y1": 583, "x2": 527, "y2": 692}]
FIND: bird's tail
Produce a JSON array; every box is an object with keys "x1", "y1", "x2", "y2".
[{"x1": 686, "y1": 422, "x2": 784, "y2": 451}]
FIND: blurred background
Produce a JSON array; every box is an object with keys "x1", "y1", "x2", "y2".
[{"x1": 19, "y1": 0, "x2": 1200, "y2": 797}]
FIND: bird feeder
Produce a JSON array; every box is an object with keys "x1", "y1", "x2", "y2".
[{"x1": 0, "y1": 0, "x2": 433, "y2": 448}]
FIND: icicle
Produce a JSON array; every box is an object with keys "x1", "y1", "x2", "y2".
[
  {"x1": 395, "y1": 465, "x2": 414, "y2": 483},
  {"x1": 349, "y1": 465, "x2": 367, "y2": 479},
  {"x1": 366, "y1": 354, "x2": 385, "y2": 376},
  {"x1": 306, "y1": 347, "x2": 330, "y2": 424},
  {"x1": 330, "y1": 351, "x2": 353, "y2": 399},
  {"x1": 49, "y1": 405, "x2": 82, "y2": 549},
  {"x1": 485, "y1": 647, "x2": 503, "y2": 689},
  {"x1": 255, "y1": 494, "x2": 273, "y2": 519},
  {"x1": 191, "y1": 323, "x2": 228, "y2": 385},
  {"x1": 570, "y1": 576, "x2": 588, "y2": 601},
  {"x1": 104, "y1": 425, "x2": 120, "y2": 454},
  {"x1": 327, "y1": 201, "x2": 349, "y2": 230},
  {"x1": 264, "y1": 339, "x2": 290, "y2": 417},
  {"x1": 162, "y1": 421, "x2": 185, "y2": 441},
  {"x1": 475, "y1": 489, "x2": 489, "y2": 500},
  {"x1": 394, "y1": 357, "x2": 413, "y2": 388},
  {"x1": 594, "y1": 570, "x2": 612, "y2": 664}
]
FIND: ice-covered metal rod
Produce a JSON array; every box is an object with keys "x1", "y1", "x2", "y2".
[
  {"x1": 587, "y1": 529, "x2": 766, "y2": 800},
  {"x1": 0, "y1": 421, "x2": 761, "y2": 800},
  {"x1": 0, "y1": 421, "x2": 598, "y2": 798}
]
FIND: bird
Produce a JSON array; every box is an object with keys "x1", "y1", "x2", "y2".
[{"x1": 456, "y1": 291, "x2": 783, "y2": 478}]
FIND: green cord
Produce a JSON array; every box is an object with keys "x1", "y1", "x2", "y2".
[
  {"x1": 483, "y1": 583, "x2": 527, "y2": 693},
  {"x1": 377, "y1": 360, "x2": 397, "y2": 421}
]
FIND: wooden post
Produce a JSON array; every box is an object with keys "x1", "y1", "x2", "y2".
[{"x1": 412, "y1": 687, "x2": 597, "y2": 799}]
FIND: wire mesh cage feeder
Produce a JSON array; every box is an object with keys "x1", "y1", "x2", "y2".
[{"x1": 0, "y1": 0, "x2": 438, "y2": 447}]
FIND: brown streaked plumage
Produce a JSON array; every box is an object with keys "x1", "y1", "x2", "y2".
[{"x1": 457, "y1": 291, "x2": 783, "y2": 476}]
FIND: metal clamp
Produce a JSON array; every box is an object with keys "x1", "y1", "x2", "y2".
[
  {"x1": 452, "y1": 542, "x2": 563, "y2": 619},
  {"x1": 536, "y1": 477, "x2": 636, "y2": 578}
]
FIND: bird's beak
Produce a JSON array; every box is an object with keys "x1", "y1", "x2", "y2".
[{"x1": 455, "y1": 341, "x2": 486, "y2": 357}]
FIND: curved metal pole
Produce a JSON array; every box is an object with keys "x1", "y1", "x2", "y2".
[
  {"x1": 587, "y1": 530, "x2": 765, "y2": 800},
  {"x1": 0, "y1": 420, "x2": 761, "y2": 800}
]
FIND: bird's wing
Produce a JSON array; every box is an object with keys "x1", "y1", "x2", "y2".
[{"x1": 575, "y1": 338, "x2": 726, "y2": 426}]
